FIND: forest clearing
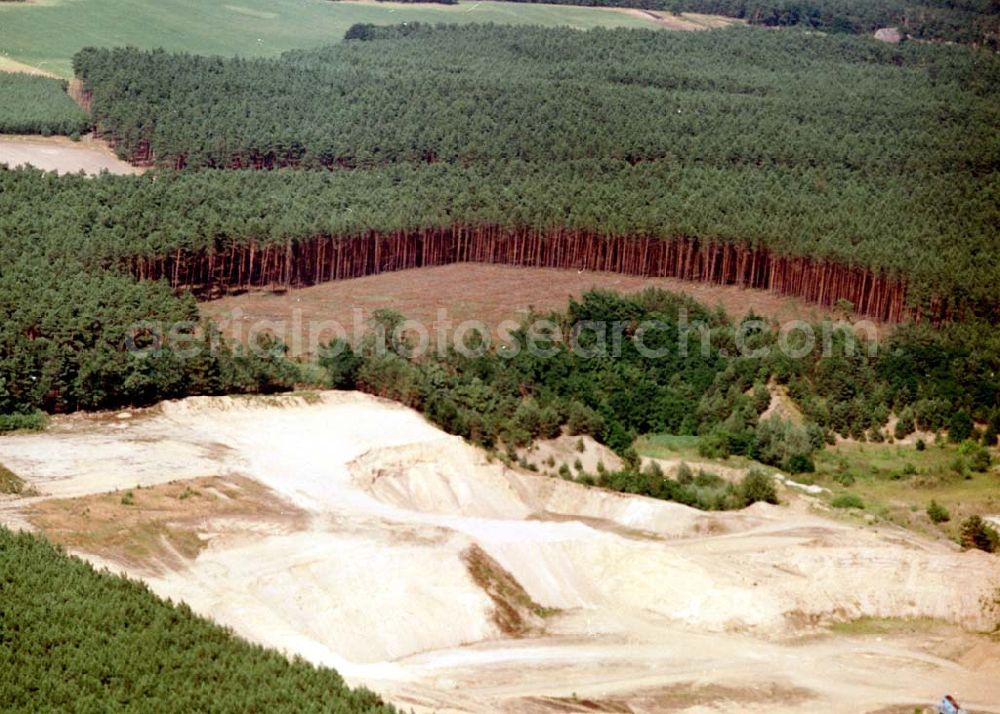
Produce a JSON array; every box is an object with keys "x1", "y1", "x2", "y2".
[
  {"x1": 0, "y1": 134, "x2": 140, "y2": 175},
  {"x1": 200, "y1": 263, "x2": 850, "y2": 354},
  {"x1": 1, "y1": 392, "x2": 998, "y2": 713}
]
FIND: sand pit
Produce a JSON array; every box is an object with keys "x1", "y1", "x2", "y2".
[
  {"x1": 1, "y1": 391, "x2": 998, "y2": 713},
  {"x1": 0, "y1": 134, "x2": 141, "y2": 175}
]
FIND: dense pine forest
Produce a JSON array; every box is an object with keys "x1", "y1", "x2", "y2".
[
  {"x1": 495, "y1": 0, "x2": 1000, "y2": 47},
  {"x1": 0, "y1": 74, "x2": 88, "y2": 136},
  {"x1": 70, "y1": 25, "x2": 1000, "y2": 322},
  {"x1": 0, "y1": 527, "x2": 396, "y2": 712}
]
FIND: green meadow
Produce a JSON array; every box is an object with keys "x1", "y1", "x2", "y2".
[{"x1": 0, "y1": 0, "x2": 653, "y2": 78}]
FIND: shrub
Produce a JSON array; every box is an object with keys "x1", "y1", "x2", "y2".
[
  {"x1": 960, "y1": 516, "x2": 999, "y2": 553},
  {"x1": 915, "y1": 438, "x2": 926, "y2": 451},
  {"x1": 926, "y1": 500, "x2": 950, "y2": 524},
  {"x1": 318, "y1": 338, "x2": 362, "y2": 389},
  {"x1": 566, "y1": 402, "x2": 603, "y2": 440},
  {"x1": 967, "y1": 445, "x2": 992, "y2": 473},
  {"x1": 675, "y1": 461, "x2": 694, "y2": 485},
  {"x1": 0, "y1": 411, "x2": 48, "y2": 434},
  {"x1": 894, "y1": 408, "x2": 915, "y2": 439},
  {"x1": 948, "y1": 410, "x2": 974, "y2": 443},
  {"x1": 739, "y1": 469, "x2": 778, "y2": 506},
  {"x1": 751, "y1": 417, "x2": 815, "y2": 473},
  {"x1": 902, "y1": 462, "x2": 917, "y2": 476},
  {"x1": 120, "y1": 491, "x2": 135, "y2": 506},
  {"x1": 831, "y1": 493, "x2": 864, "y2": 509},
  {"x1": 557, "y1": 464, "x2": 571, "y2": 479},
  {"x1": 833, "y1": 471, "x2": 856, "y2": 487},
  {"x1": 620, "y1": 447, "x2": 641, "y2": 472}
]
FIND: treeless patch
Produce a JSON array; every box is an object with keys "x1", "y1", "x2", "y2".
[
  {"x1": 0, "y1": 133, "x2": 142, "y2": 175},
  {"x1": 201, "y1": 263, "x2": 852, "y2": 356},
  {"x1": 0, "y1": 57, "x2": 61, "y2": 78},
  {"x1": 621, "y1": 9, "x2": 743, "y2": 31},
  {"x1": 26, "y1": 475, "x2": 305, "y2": 572},
  {"x1": 515, "y1": 681, "x2": 814, "y2": 713}
]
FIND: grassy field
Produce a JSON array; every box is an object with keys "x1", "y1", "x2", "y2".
[
  {"x1": 636, "y1": 432, "x2": 1000, "y2": 544},
  {"x1": 812, "y1": 440, "x2": 1000, "y2": 540},
  {"x1": 0, "y1": 0, "x2": 653, "y2": 78}
]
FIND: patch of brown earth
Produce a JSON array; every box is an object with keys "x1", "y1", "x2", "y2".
[
  {"x1": 622, "y1": 9, "x2": 743, "y2": 31},
  {"x1": 201, "y1": 263, "x2": 859, "y2": 357},
  {"x1": 0, "y1": 133, "x2": 142, "y2": 175},
  {"x1": 462, "y1": 543, "x2": 556, "y2": 636},
  {"x1": 26, "y1": 475, "x2": 305, "y2": 572},
  {"x1": 513, "y1": 681, "x2": 814, "y2": 713}
]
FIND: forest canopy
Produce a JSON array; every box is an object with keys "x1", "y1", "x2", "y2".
[
  {"x1": 486, "y1": 0, "x2": 1000, "y2": 48},
  {"x1": 0, "y1": 73, "x2": 88, "y2": 136},
  {"x1": 69, "y1": 25, "x2": 1000, "y2": 320}
]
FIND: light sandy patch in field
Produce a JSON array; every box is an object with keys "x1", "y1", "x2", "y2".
[
  {"x1": 202, "y1": 263, "x2": 856, "y2": 357},
  {"x1": 1, "y1": 391, "x2": 998, "y2": 713},
  {"x1": 622, "y1": 8, "x2": 744, "y2": 31},
  {"x1": 0, "y1": 134, "x2": 140, "y2": 175},
  {"x1": 0, "y1": 57, "x2": 60, "y2": 78}
]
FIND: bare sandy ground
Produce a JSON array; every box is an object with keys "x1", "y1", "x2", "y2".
[
  {"x1": 620, "y1": 8, "x2": 744, "y2": 31},
  {"x1": 0, "y1": 134, "x2": 140, "y2": 175},
  {"x1": 0, "y1": 57, "x2": 60, "y2": 78},
  {"x1": 1, "y1": 392, "x2": 998, "y2": 713}
]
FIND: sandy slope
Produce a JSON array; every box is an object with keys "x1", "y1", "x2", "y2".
[{"x1": 1, "y1": 391, "x2": 998, "y2": 713}]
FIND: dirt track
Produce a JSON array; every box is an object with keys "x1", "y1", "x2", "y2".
[
  {"x1": 0, "y1": 134, "x2": 140, "y2": 175},
  {"x1": 1, "y1": 392, "x2": 997, "y2": 712}
]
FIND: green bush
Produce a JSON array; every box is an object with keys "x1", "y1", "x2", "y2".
[
  {"x1": 893, "y1": 409, "x2": 915, "y2": 440},
  {"x1": 960, "y1": 516, "x2": 999, "y2": 553},
  {"x1": 0, "y1": 411, "x2": 48, "y2": 434},
  {"x1": 739, "y1": 469, "x2": 778, "y2": 507},
  {"x1": 926, "y1": 500, "x2": 950, "y2": 524},
  {"x1": 833, "y1": 470, "x2": 856, "y2": 487},
  {"x1": 831, "y1": 493, "x2": 865, "y2": 509},
  {"x1": 751, "y1": 417, "x2": 816, "y2": 474},
  {"x1": 948, "y1": 410, "x2": 974, "y2": 443}
]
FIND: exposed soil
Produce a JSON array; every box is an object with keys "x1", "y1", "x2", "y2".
[
  {"x1": 200, "y1": 263, "x2": 854, "y2": 357},
  {"x1": 25, "y1": 475, "x2": 306, "y2": 572},
  {"x1": 0, "y1": 134, "x2": 141, "y2": 175},
  {"x1": 622, "y1": 9, "x2": 743, "y2": 31},
  {"x1": 1, "y1": 392, "x2": 998, "y2": 713},
  {"x1": 0, "y1": 57, "x2": 60, "y2": 78}
]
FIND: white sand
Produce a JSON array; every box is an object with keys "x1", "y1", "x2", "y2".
[{"x1": 1, "y1": 391, "x2": 998, "y2": 713}]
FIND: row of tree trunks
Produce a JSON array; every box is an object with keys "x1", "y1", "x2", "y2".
[{"x1": 125, "y1": 227, "x2": 920, "y2": 323}]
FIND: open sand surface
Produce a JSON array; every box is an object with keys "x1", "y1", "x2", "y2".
[
  {"x1": 0, "y1": 134, "x2": 140, "y2": 175},
  {"x1": 1, "y1": 392, "x2": 997, "y2": 713}
]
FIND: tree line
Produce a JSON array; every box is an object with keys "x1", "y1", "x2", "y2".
[
  {"x1": 0, "y1": 73, "x2": 88, "y2": 136},
  {"x1": 64, "y1": 24, "x2": 999, "y2": 320},
  {"x1": 317, "y1": 290, "x2": 1000, "y2": 474},
  {"x1": 483, "y1": 0, "x2": 1000, "y2": 48}
]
